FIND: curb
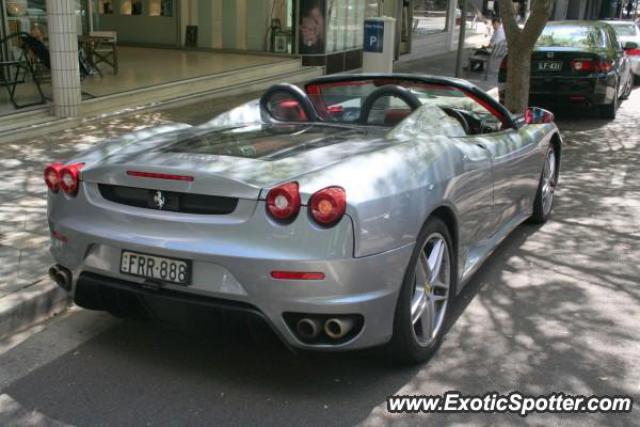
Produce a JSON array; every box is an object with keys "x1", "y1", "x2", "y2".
[{"x1": 0, "y1": 278, "x2": 71, "y2": 339}]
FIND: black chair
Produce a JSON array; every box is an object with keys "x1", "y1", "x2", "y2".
[{"x1": 0, "y1": 32, "x2": 46, "y2": 109}]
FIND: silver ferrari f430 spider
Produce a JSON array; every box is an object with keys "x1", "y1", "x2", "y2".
[{"x1": 45, "y1": 74, "x2": 561, "y2": 363}]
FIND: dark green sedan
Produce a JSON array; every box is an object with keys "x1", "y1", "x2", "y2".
[{"x1": 499, "y1": 21, "x2": 634, "y2": 119}]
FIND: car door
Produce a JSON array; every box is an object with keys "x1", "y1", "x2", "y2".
[
  {"x1": 452, "y1": 136, "x2": 495, "y2": 241},
  {"x1": 473, "y1": 125, "x2": 541, "y2": 237}
]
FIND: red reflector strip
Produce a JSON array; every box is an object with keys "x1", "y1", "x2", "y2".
[
  {"x1": 270, "y1": 271, "x2": 325, "y2": 280},
  {"x1": 127, "y1": 171, "x2": 194, "y2": 182},
  {"x1": 51, "y1": 230, "x2": 68, "y2": 243}
]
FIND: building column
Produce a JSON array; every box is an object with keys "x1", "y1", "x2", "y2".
[
  {"x1": 46, "y1": 0, "x2": 82, "y2": 118},
  {"x1": 448, "y1": 0, "x2": 460, "y2": 52}
]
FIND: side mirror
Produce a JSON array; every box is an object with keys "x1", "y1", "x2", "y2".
[
  {"x1": 624, "y1": 41, "x2": 639, "y2": 50},
  {"x1": 524, "y1": 107, "x2": 554, "y2": 125}
]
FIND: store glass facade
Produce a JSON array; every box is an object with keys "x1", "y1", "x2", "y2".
[
  {"x1": 297, "y1": 0, "x2": 367, "y2": 55},
  {"x1": 1, "y1": 0, "x2": 87, "y2": 40},
  {"x1": 92, "y1": 0, "x2": 177, "y2": 46},
  {"x1": 412, "y1": 0, "x2": 450, "y2": 38},
  {"x1": 1, "y1": 0, "x2": 461, "y2": 118}
]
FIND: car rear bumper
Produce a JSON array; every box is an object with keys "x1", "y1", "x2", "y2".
[
  {"x1": 53, "y1": 238, "x2": 412, "y2": 351},
  {"x1": 528, "y1": 75, "x2": 616, "y2": 107},
  {"x1": 48, "y1": 188, "x2": 413, "y2": 351},
  {"x1": 498, "y1": 74, "x2": 618, "y2": 108}
]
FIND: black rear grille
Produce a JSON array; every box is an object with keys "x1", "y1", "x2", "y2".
[{"x1": 98, "y1": 184, "x2": 238, "y2": 215}]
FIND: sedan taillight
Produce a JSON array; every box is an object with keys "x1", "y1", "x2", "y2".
[
  {"x1": 266, "y1": 182, "x2": 301, "y2": 223},
  {"x1": 570, "y1": 59, "x2": 613, "y2": 73},
  {"x1": 59, "y1": 163, "x2": 85, "y2": 196},
  {"x1": 309, "y1": 187, "x2": 346, "y2": 227},
  {"x1": 625, "y1": 48, "x2": 640, "y2": 56},
  {"x1": 44, "y1": 162, "x2": 64, "y2": 193}
]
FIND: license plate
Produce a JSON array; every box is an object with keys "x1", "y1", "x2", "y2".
[
  {"x1": 120, "y1": 250, "x2": 191, "y2": 285},
  {"x1": 537, "y1": 61, "x2": 562, "y2": 71}
]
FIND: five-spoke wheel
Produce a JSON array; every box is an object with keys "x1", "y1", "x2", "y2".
[
  {"x1": 390, "y1": 217, "x2": 455, "y2": 364},
  {"x1": 531, "y1": 146, "x2": 558, "y2": 223},
  {"x1": 410, "y1": 234, "x2": 451, "y2": 346}
]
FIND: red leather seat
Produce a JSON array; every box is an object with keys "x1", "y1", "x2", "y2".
[{"x1": 384, "y1": 108, "x2": 412, "y2": 126}]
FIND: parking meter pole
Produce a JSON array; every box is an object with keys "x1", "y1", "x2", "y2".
[
  {"x1": 455, "y1": 0, "x2": 468, "y2": 78},
  {"x1": 362, "y1": 17, "x2": 396, "y2": 73}
]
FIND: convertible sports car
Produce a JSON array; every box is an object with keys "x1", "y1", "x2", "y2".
[{"x1": 45, "y1": 74, "x2": 562, "y2": 363}]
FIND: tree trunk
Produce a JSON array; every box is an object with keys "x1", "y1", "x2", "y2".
[
  {"x1": 497, "y1": 0, "x2": 552, "y2": 114},
  {"x1": 505, "y1": 45, "x2": 534, "y2": 113}
]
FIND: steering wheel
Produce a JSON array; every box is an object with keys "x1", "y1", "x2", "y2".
[
  {"x1": 259, "y1": 83, "x2": 319, "y2": 123},
  {"x1": 440, "y1": 107, "x2": 471, "y2": 135},
  {"x1": 359, "y1": 85, "x2": 422, "y2": 125}
]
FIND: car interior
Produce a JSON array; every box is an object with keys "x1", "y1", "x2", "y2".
[{"x1": 260, "y1": 78, "x2": 506, "y2": 136}]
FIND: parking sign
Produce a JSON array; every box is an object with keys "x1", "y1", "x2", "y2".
[{"x1": 363, "y1": 20, "x2": 384, "y2": 53}]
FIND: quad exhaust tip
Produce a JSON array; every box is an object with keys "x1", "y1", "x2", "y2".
[
  {"x1": 49, "y1": 264, "x2": 72, "y2": 291},
  {"x1": 324, "y1": 317, "x2": 354, "y2": 340},
  {"x1": 296, "y1": 318, "x2": 322, "y2": 340},
  {"x1": 286, "y1": 313, "x2": 362, "y2": 343}
]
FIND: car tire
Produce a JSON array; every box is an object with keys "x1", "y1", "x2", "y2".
[
  {"x1": 599, "y1": 86, "x2": 618, "y2": 119},
  {"x1": 530, "y1": 146, "x2": 558, "y2": 223},
  {"x1": 634, "y1": 74, "x2": 640, "y2": 86},
  {"x1": 621, "y1": 77, "x2": 632, "y2": 100},
  {"x1": 388, "y1": 216, "x2": 456, "y2": 365}
]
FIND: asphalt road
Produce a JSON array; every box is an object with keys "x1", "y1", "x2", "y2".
[{"x1": 1, "y1": 88, "x2": 639, "y2": 427}]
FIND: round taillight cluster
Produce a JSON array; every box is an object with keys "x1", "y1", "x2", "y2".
[
  {"x1": 44, "y1": 162, "x2": 84, "y2": 196},
  {"x1": 44, "y1": 163, "x2": 64, "y2": 193},
  {"x1": 266, "y1": 182, "x2": 301, "y2": 222},
  {"x1": 309, "y1": 186, "x2": 346, "y2": 227},
  {"x1": 266, "y1": 182, "x2": 346, "y2": 227}
]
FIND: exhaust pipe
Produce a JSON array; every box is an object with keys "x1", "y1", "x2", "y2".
[
  {"x1": 296, "y1": 318, "x2": 322, "y2": 340},
  {"x1": 49, "y1": 264, "x2": 72, "y2": 291},
  {"x1": 324, "y1": 317, "x2": 354, "y2": 340}
]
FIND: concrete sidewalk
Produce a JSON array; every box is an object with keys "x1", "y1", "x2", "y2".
[{"x1": 0, "y1": 42, "x2": 491, "y2": 340}]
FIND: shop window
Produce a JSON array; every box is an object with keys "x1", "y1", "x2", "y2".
[
  {"x1": 98, "y1": 0, "x2": 114, "y2": 14},
  {"x1": 300, "y1": 0, "x2": 367, "y2": 55},
  {"x1": 4, "y1": 0, "x2": 49, "y2": 40},
  {"x1": 120, "y1": 0, "x2": 142, "y2": 15},
  {"x1": 149, "y1": 0, "x2": 173, "y2": 17},
  {"x1": 413, "y1": 0, "x2": 449, "y2": 37},
  {"x1": 365, "y1": 0, "x2": 381, "y2": 17},
  {"x1": 299, "y1": 0, "x2": 326, "y2": 54}
]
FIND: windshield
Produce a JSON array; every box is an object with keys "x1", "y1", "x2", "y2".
[{"x1": 536, "y1": 25, "x2": 605, "y2": 49}]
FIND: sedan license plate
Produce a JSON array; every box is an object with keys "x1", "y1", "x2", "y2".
[
  {"x1": 120, "y1": 250, "x2": 191, "y2": 285},
  {"x1": 537, "y1": 61, "x2": 562, "y2": 71}
]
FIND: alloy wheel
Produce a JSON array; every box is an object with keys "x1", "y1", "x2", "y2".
[
  {"x1": 542, "y1": 150, "x2": 557, "y2": 216},
  {"x1": 410, "y1": 233, "x2": 451, "y2": 347}
]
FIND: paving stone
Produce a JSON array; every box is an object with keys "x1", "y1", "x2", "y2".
[{"x1": 0, "y1": 246, "x2": 20, "y2": 293}]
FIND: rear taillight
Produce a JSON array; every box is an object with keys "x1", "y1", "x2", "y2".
[
  {"x1": 266, "y1": 182, "x2": 301, "y2": 222},
  {"x1": 625, "y1": 48, "x2": 640, "y2": 56},
  {"x1": 270, "y1": 271, "x2": 325, "y2": 280},
  {"x1": 59, "y1": 163, "x2": 85, "y2": 196},
  {"x1": 44, "y1": 162, "x2": 64, "y2": 193},
  {"x1": 309, "y1": 187, "x2": 346, "y2": 227},
  {"x1": 570, "y1": 59, "x2": 613, "y2": 73}
]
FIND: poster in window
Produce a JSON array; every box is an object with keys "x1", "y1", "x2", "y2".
[{"x1": 299, "y1": 0, "x2": 326, "y2": 54}]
